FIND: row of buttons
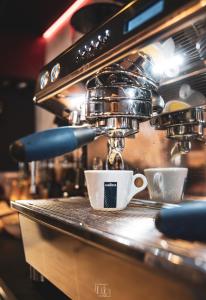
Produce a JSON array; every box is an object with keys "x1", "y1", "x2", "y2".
[
  {"x1": 76, "y1": 29, "x2": 111, "y2": 62},
  {"x1": 40, "y1": 63, "x2": 60, "y2": 90}
]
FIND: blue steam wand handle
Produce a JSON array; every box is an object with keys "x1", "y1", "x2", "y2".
[
  {"x1": 10, "y1": 126, "x2": 97, "y2": 162},
  {"x1": 155, "y1": 201, "x2": 206, "y2": 241}
]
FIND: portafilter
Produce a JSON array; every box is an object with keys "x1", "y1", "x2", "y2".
[{"x1": 85, "y1": 63, "x2": 156, "y2": 138}]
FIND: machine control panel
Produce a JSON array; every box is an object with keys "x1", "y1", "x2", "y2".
[
  {"x1": 36, "y1": 0, "x2": 194, "y2": 94},
  {"x1": 76, "y1": 29, "x2": 111, "y2": 62}
]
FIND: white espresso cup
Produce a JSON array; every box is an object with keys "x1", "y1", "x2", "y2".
[
  {"x1": 144, "y1": 167, "x2": 188, "y2": 203},
  {"x1": 85, "y1": 170, "x2": 147, "y2": 211}
]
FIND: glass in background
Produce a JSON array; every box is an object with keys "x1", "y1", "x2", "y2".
[
  {"x1": 9, "y1": 163, "x2": 31, "y2": 201},
  {"x1": 38, "y1": 159, "x2": 62, "y2": 199},
  {"x1": 92, "y1": 157, "x2": 103, "y2": 170},
  {"x1": 60, "y1": 149, "x2": 85, "y2": 197}
]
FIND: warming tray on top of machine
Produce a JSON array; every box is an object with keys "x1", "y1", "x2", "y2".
[
  {"x1": 34, "y1": 0, "x2": 201, "y2": 106},
  {"x1": 12, "y1": 198, "x2": 206, "y2": 284}
]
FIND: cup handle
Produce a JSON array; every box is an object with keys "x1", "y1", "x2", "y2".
[
  {"x1": 153, "y1": 172, "x2": 164, "y2": 199},
  {"x1": 127, "y1": 174, "x2": 147, "y2": 204}
]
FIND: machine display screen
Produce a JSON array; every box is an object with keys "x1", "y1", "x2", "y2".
[{"x1": 125, "y1": 0, "x2": 164, "y2": 33}]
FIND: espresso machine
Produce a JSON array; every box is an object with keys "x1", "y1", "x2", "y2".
[
  {"x1": 10, "y1": 0, "x2": 206, "y2": 170},
  {"x1": 9, "y1": 1, "x2": 206, "y2": 300}
]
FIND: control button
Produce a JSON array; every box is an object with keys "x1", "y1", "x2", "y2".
[
  {"x1": 76, "y1": 50, "x2": 82, "y2": 63},
  {"x1": 84, "y1": 45, "x2": 92, "y2": 53},
  {"x1": 95, "y1": 40, "x2": 100, "y2": 49},
  {"x1": 105, "y1": 29, "x2": 110, "y2": 37},
  {"x1": 89, "y1": 40, "x2": 97, "y2": 57},
  {"x1": 97, "y1": 35, "x2": 103, "y2": 43},
  {"x1": 79, "y1": 49, "x2": 86, "y2": 58},
  {"x1": 40, "y1": 71, "x2": 49, "y2": 90},
  {"x1": 78, "y1": 49, "x2": 82, "y2": 56},
  {"x1": 76, "y1": 30, "x2": 111, "y2": 63},
  {"x1": 51, "y1": 63, "x2": 60, "y2": 82},
  {"x1": 90, "y1": 40, "x2": 96, "y2": 49},
  {"x1": 103, "y1": 29, "x2": 111, "y2": 42},
  {"x1": 76, "y1": 49, "x2": 87, "y2": 63}
]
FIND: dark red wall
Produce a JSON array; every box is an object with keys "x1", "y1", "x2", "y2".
[
  {"x1": 0, "y1": 35, "x2": 45, "y2": 170},
  {"x1": 0, "y1": 34, "x2": 45, "y2": 79}
]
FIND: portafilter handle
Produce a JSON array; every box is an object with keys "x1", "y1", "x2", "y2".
[{"x1": 10, "y1": 127, "x2": 97, "y2": 162}]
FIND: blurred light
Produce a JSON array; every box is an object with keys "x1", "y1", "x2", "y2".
[
  {"x1": 167, "y1": 253, "x2": 183, "y2": 265},
  {"x1": 196, "y1": 42, "x2": 200, "y2": 50},
  {"x1": 1, "y1": 80, "x2": 10, "y2": 87},
  {"x1": 17, "y1": 82, "x2": 27, "y2": 89},
  {"x1": 173, "y1": 54, "x2": 184, "y2": 65},
  {"x1": 0, "y1": 288, "x2": 6, "y2": 299},
  {"x1": 43, "y1": 0, "x2": 89, "y2": 39},
  {"x1": 152, "y1": 53, "x2": 185, "y2": 78},
  {"x1": 64, "y1": 94, "x2": 86, "y2": 110},
  {"x1": 160, "y1": 240, "x2": 168, "y2": 249}
]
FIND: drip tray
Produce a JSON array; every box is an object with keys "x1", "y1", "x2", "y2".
[{"x1": 11, "y1": 197, "x2": 206, "y2": 283}]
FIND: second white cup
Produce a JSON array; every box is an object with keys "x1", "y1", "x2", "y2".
[{"x1": 144, "y1": 167, "x2": 188, "y2": 203}]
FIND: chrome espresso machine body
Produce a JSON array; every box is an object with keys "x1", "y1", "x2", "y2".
[{"x1": 11, "y1": 0, "x2": 206, "y2": 170}]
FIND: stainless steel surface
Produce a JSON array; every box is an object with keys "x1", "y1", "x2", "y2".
[
  {"x1": 86, "y1": 99, "x2": 152, "y2": 120},
  {"x1": 150, "y1": 106, "x2": 206, "y2": 154},
  {"x1": 85, "y1": 60, "x2": 158, "y2": 144},
  {"x1": 127, "y1": 51, "x2": 160, "y2": 84},
  {"x1": 87, "y1": 85, "x2": 151, "y2": 101},
  {"x1": 94, "y1": 117, "x2": 139, "y2": 138},
  {"x1": 150, "y1": 107, "x2": 206, "y2": 129},
  {"x1": 167, "y1": 124, "x2": 204, "y2": 139},
  {"x1": 152, "y1": 91, "x2": 165, "y2": 115}
]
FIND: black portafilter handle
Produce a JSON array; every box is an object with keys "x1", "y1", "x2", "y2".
[
  {"x1": 155, "y1": 202, "x2": 206, "y2": 242},
  {"x1": 10, "y1": 127, "x2": 97, "y2": 162}
]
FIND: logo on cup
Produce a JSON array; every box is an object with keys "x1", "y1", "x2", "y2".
[{"x1": 104, "y1": 182, "x2": 117, "y2": 208}]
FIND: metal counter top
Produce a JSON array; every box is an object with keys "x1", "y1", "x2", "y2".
[{"x1": 11, "y1": 198, "x2": 206, "y2": 285}]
